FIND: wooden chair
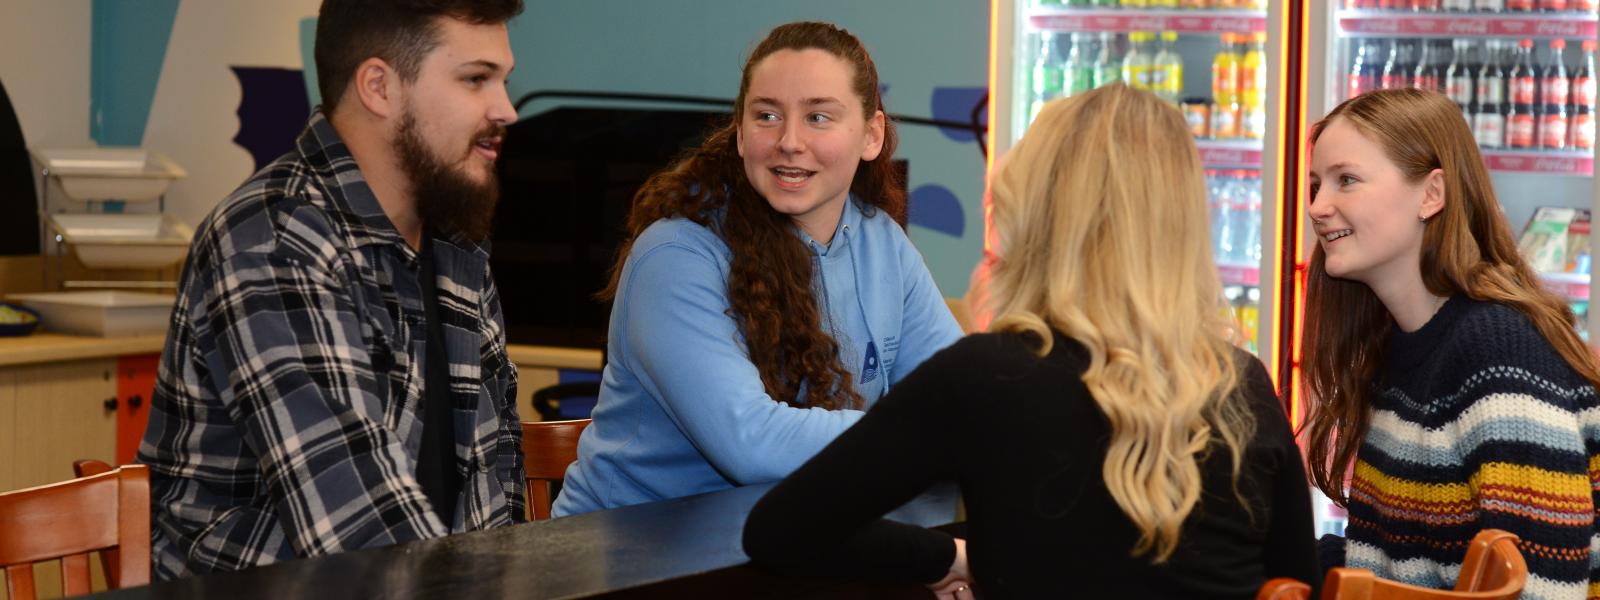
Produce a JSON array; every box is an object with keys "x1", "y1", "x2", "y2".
[
  {"x1": 0, "y1": 464, "x2": 150, "y2": 598},
  {"x1": 1258, "y1": 577, "x2": 1312, "y2": 600},
  {"x1": 1320, "y1": 529, "x2": 1527, "y2": 600},
  {"x1": 522, "y1": 419, "x2": 590, "y2": 521}
]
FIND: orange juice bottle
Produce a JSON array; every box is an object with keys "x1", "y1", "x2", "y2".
[
  {"x1": 1213, "y1": 34, "x2": 1240, "y2": 107},
  {"x1": 1238, "y1": 33, "x2": 1266, "y2": 140}
]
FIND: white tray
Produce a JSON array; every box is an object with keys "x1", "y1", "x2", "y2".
[
  {"x1": 9, "y1": 291, "x2": 174, "y2": 337},
  {"x1": 31, "y1": 147, "x2": 188, "y2": 202},
  {"x1": 48, "y1": 213, "x2": 193, "y2": 269}
]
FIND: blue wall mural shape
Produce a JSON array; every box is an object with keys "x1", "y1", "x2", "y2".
[
  {"x1": 90, "y1": 0, "x2": 181, "y2": 147},
  {"x1": 231, "y1": 67, "x2": 311, "y2": 172}
]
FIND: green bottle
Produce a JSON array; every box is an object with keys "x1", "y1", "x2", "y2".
[
  {"x1": 1064, "y1": 34, "x2": 1094, "y2": 97},
  {"x1": 1093, "y1": 33, "x2": 1121, "y2": 89},
  {"x1": 1030, "y1": 33, "x2": 1065, "y2": 124}
]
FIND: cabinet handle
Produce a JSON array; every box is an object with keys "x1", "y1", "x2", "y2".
[
  {"x1": 103, "y1": 397, "x2": 118, "y2": 411},
  {"x1": 129, "y1": 395, "x2": 143, "y2": 409}
]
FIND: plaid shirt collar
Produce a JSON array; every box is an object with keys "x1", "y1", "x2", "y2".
[{"x1": 297, "y1": 111, "x2": 490, "y2": 260}]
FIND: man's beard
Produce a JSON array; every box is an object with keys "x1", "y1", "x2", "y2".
[{"x1": 395, "y1": 110, "x2": 504, "y2": 244}]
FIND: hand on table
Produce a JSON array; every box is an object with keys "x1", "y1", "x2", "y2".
[{"x1": 928, "y1": 537, "x2": 974, "y2": 600}]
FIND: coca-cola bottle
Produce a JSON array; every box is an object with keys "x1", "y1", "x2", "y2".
[
  {"x1": 1541, "y1": 0, "x2": 1569, "y2": 13},
  {"x1": 1446, "y1": 40, "x2": 1476, "y2": 119},
  {"x1": 1507, "y1": 41, "x2": 1538, "y2": 148},
  {"x1": 1508, "y1": 0, "x2": 1535, "y2": 12},
  {"x1": 1574, "y1": 40, "x2": 1597, "y2": 150},
  {"x1": 1443, "y1": 0, "x2": 1472, "y2": 10},
  {"x1": 1510, "y1": 40, "x2": 1539, "y2": 107},
  {"x1": 1543, "y1": 39, "x2": 1571, "y2": 107},
  {"x1": 1475, "y1": 40, "x2": 1507, "y2": 148},
  {"x1": 1415, "y1": 41, "x2": 1443, "y2": 92},
  {"x1": 1348, "y1": 40, "x2": 1376, "y2": 100},
  {"x1": 1382, "y1": 39, "x2": 1408, "y2": 90}
]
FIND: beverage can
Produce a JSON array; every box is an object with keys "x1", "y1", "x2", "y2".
[
  {"x1": 1474, "y1": 112, "x2": 1506, "y2": 147},
  {"x1": 1211, "y1": 104, "x2": 1239, "y2": 140},
  {"x1": 1507, "y1": 113, "x2": 1537, "y2": 147},
  {"x1": 1183, "y1": 99, "x2": 1210, "y2": 137},
  {"x1": 1242, "y1": 105, "x2": 1266, "y2": 140}
]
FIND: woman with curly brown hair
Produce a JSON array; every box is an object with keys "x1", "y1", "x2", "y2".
[{"x1": 550, "y1": 21, "x2": 962, "y2": 517}]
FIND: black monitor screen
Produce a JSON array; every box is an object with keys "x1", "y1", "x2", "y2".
[{"x1": 491, "y1": 107, "x2": 725, "y2": 349}]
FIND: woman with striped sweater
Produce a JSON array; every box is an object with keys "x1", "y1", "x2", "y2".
[{"x1": 1302, "y1": 88, "x2": 1600, "y2": 600}]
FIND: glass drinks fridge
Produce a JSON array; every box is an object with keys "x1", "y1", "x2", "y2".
[{"x1": 991, "y1": 0, "x2": 1290, "y2": 366}]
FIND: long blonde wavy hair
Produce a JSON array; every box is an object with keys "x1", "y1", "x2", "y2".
[{"x1": 968, "y1": 84, "x2": 1253, "y2": 561}]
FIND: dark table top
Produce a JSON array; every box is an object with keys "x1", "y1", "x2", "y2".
[{"x1": 93, "y1": 483, "x2": 958, "y2": 599}]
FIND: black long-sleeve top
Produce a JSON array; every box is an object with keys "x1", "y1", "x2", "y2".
[{"x1": 743, "y1": 330, "x2": 1319, "y2": 598}]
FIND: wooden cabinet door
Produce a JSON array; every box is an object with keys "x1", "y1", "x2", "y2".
[{"x1": 8, "y1": 358, "x2": 118, "y2": 492}]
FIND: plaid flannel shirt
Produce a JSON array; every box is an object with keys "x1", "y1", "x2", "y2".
[{"x1": 139, "y1": 112, "x2": 524, "y2": 580}]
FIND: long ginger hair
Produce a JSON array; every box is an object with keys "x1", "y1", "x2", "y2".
[
  {"x1": 969, "y1": 85, "x2": 1251, "y2": 561},
  {"x1": 601, "y1": 22, "x2": 904, "y2": 410},
  {"x1": 1301, "y1": 89, "x2": 1600, "y2": 505}
]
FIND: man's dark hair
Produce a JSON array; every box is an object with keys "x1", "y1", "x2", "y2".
[{"x1": 315, "y1": 0, "x2": 524, "y2": 114}]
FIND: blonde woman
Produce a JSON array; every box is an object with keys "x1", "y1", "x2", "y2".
[{"x1": 743, "y1": 84, "x2": 1318, "y2": 598}]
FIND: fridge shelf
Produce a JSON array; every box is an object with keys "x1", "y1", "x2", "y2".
[
  {"x1": 1027, "y1": 8, "x2": 1266, "y2": 34},
  {"x1": 1336, "y1": 11, "x2": 1598, "y2": 39},
  {"x1": 1197, "y1": 139, "x2": 1264, "y2": 168},
  {"x1": 1541, "y1": 271, "x2": 1591, "y2": 300},
  {"x1": 1218, "y1": 260, "x2": 1261, "y2": 287},
  {"x1": 1481, "y1": 149, "x2": 1594, "y2": 175}
]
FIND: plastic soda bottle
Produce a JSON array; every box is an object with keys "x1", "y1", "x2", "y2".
[
  {"x1": 1123, "y1": 33, "x2": 1154, "y2": 90},
  {"x1": 1154, "y1": 32, "x2": 1184, "y2": 104},
  {"x1": 1239, "y1": 33, "x2": 1266, "y2": 139},
  {"x1": 1064, "y1": 34, "x2": 1095, "y2": 97},
  {"x1": 1030, "y1": 33, "x2": 1065, "y2": 124},
  {"x1": 1093, "y1": 33, "x2": 1122, "y2": 89},
  {"x1": 1213, "y1": 34, "x2": 1240, "y2": 106}
]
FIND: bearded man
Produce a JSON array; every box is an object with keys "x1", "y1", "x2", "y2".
[{"x1": 139, "y1": 0, "x2": 526, "y2": 579}]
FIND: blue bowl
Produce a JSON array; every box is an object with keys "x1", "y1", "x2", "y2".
[{"x1": 0, "y1": 303, "x2": 41, "y2": 337}]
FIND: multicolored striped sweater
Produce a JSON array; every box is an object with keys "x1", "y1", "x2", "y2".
[{"x1": 1344, "y1": 295, "x2": 1600, "y2": 600}]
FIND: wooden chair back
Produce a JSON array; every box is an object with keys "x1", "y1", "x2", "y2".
[
  {"x1": 0, "y1": 464, "x2": 150, "y2": 598},
  {"x1": 71, "y1": 460, "x2": 122, "y2": 589},
  {"x1": 1258, "y1": 577, "x2": 1312, "y2": 600},
  {"x1": 1321, "y1": 529, "x2": 1527, "y2": 600},
  {"x1": 522, "y1": 419, "x2": 590, "y2": 521}
]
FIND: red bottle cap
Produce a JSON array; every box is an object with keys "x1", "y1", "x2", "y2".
[
  {"x1": 1585, "y1": 40, "x2": 1597, "y2": 52},
  {"x1": 1520, "y1": 39, "x2": 1534, "y2": 49},
  {"x1": 1553, "y1": 39, "x2": 1568, "y2": 50}
]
